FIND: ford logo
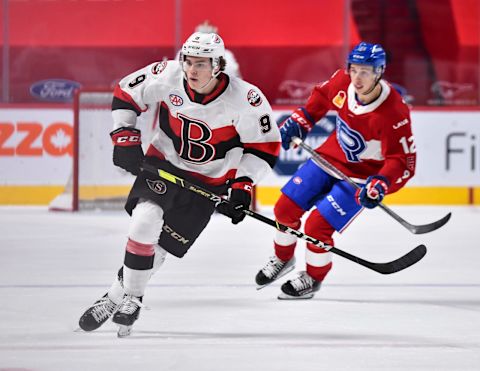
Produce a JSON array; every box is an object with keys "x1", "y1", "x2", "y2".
[{"x1": 30, "y1": 79, "x2": 82, "y2": 102}]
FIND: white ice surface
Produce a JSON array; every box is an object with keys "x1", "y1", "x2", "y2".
[{"x1": 0, "y1": 205, "x2": 479, "y2": 371}]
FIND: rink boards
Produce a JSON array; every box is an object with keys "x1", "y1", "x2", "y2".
[{"x1": 0, "y1": 106, "x2": 479, "y2": 206}]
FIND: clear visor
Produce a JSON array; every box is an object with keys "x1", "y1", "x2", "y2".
[
  {"x1": 181, "y1": 58, "x2": 213, "y2": 72},
  {"x1": 348, "y1": 65, "x2": 379, "y2": 79}
]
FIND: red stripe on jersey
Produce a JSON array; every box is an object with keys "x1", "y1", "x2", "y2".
[
  {"x1": 145, "y1": 145, "x2": 237, "y2": 186},
  {"x1": 244, "y1": 141, "x2": 281, "y2": 157},
  {"x1": 201, "y1": 74, "x2": 228, "y2": 104},
  {"x1": 162, "y1": 105, "x2": 238, "y2": 144},
  {"x1": 146, "y1": 145, "x2": 166, "y2": 159},
  {"x1": 210, "y1": 125, "x2": 238, "y2": 144},
  {"x1": 113, "y1": 84, "x2": 145, "y2": 113},
  {"x1": 166, "y1": 112, "x2": 182, "y2": 137}
]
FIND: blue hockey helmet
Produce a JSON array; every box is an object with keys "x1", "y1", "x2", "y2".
[{"x1": 347, "y1": 42, "x2": 386, "y2": 75}]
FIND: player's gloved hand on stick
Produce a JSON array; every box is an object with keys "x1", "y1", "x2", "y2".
[
  {"x1": 110, "y1": 127, "x2": 144, "y2": 176},
  {"x1": 279, "y1": 108, "x2": 314, "y2": 150},
  {"x1": 216, "y1": 177, "x2": 253, "y2": 224},
  {"x1": 356, "y1": 175, "x2": 389, "y2": 209}
]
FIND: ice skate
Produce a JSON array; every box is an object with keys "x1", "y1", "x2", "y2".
[
  {"x1": 277, "y1": 271, "x2": 321, "y2": 300},
  {"x1": 78, "y1": 293, "x2": 120, "y2": 331},
  {"x1": 255, "y1": 256, "x2": 296, "y2": 289},
  {"x1": 112, "y1": 295, "x2": 143, "y2": 337}
]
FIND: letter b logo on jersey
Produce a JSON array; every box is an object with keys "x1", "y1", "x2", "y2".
[
  {"x1": 336, "y1": 117, "x2": 366, "y2": 162},
  {"x1": 178, "y1": 114, "x2": 215, "y2": 164}
]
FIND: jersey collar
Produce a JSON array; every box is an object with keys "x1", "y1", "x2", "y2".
[
  {"x1": 347, "y1": 80, "x2": 390, "y2": 114},
  {"x1": 183, "y1": 73, "x2": 229, "y2": 105}
]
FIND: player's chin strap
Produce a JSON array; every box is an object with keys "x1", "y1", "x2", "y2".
[
  {"x1": 200, "y1": 69, "x2": 221, "y2": 91},
  {"x1": 185, "y1": 68, "x2": 221, "y2": 91},
  {"x1": 360, "y1": 73, "x2": 382, "y2": 96},
  {"x1": 181, "y1": 56, "x2": 221, "y2": 91},
  {"x1": 140, "y1": 163, "x2": 427, "y2": 275},
  {"x1": 291, "y1": 137, "x2": 451, "y2": 234}
]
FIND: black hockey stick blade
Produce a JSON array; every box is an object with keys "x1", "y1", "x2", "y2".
[
  {"x1": 141, "y1": 163, "x2": 427, "y2": 275},
  {"x1": 330, "y1": 244, "x2": 427, "y2": 275},
  {"x1": 292, "y1": 137, "x2": 451, "y2": 235},
  {"x1": 381, "y1": 207, "x2": 451, "y2": 235}
]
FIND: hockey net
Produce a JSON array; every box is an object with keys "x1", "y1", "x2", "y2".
[
  {"x1": 49, "y1": 88, "x2": 257, "y2": 211},
  {"x1": 49, "y1": 89, "x2": 158, "y2": 211}
]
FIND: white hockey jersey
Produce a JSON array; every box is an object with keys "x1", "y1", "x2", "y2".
[{"x1": 112, "y1": 60, "x2": 280, "y2": 186}]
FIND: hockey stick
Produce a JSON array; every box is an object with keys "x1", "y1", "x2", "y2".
[
  {"x1": 141, "y1": 163, "x2": 426, "y2": 275},
  {"x1": 291, "y1": 137, "x2": 451, "y2": 234}
]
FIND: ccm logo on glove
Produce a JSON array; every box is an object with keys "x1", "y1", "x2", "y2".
[
  {"x1": 110, "y1": 127, "x2": 144, "y2": 176},
  {"x1": 111, "y1": 128, "x2": 142, "y2": 146}
]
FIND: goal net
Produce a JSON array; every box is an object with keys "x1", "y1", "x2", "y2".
[{"x1": 49, "y1": 89, "x2": 158, "y2": 211}]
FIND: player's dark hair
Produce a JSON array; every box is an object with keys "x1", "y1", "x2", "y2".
[{"x1": 218, "y1": 57, "x2": 226, "y2": 72}]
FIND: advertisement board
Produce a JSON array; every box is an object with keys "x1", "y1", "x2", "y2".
[
  {"x1": 0, "y1": 107, "x2": 479, "y2": 205},
  {"x1": 0, "y1": 108, "x2": 73, "y2": 185}
]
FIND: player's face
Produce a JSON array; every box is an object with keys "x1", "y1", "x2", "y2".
[
  {"x1": 349, "y1": 64, "x2": 378, "y2": 95},
  {"x1": 182, "y1": 56, "x2": 215, "y2": 92}
]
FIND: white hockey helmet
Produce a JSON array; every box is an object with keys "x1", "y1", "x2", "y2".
[{"x1": 181, "y1": 32, "x2": 225, "y2": 71}]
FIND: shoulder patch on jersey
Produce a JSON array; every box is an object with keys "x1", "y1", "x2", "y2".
[
  {"x1": 332, "y1": 91, "x2": 346, "y2": 109},
  {"x1": 169, "y1": 94, "x2": 184, "y2": 106},
  {"x1": 247, "y1": 89, "x2": 262, "y2": 107},
  {"x1": 152, "y1": 61, "x2": 168, "y2": 75}
]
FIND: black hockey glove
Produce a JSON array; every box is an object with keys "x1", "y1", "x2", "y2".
[
  {"x1": 216, "y1": 177, "x2": 253, "y2": 225},
  {"x1": 110, "y1": 127, "x2": 144, "y2": 176}
]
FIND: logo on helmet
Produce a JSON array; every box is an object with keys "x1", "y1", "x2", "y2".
[
  {"x1": 247, "y1": 89, "x2": 262, "y2": 107},
  {"x1": 152, "y1": 61, "x2": 168, "y2": 75}
]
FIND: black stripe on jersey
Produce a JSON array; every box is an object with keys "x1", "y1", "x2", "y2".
[
  {"x1": 124, "y1": 251, "x2": 154, "y2": 270},
  {"x1": 244, "y1": 147, "x2": 278, "y2": 169},
  {"x1": 159, "y1": 104, "x2": 243, "y2": 162},
  {"x1": 112, "y1": 97, "x2": 142, "y2": 116}
]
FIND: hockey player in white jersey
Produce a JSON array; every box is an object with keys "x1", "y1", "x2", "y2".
[{"x1": 78, "y1": 32, "x2": 280, "y2": 336}]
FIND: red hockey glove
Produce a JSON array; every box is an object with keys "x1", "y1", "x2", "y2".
[
  {"x1": 356, "y1": 175, "x2": 389, "y2": 209},
  {"x1": 110, "y1": 127, "x2": 144, "y2": 176},
  {"x1": 216, "y1": 177, "x2": 253, "y2": 224}
]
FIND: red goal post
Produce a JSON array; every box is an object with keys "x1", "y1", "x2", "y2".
[{"x1": 49, "y1": 88, "x2": 257, "y2": 211}]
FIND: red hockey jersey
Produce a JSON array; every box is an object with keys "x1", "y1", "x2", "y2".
[{"x1": 303, "y1": 69, "x2": 416, "y2": 193}]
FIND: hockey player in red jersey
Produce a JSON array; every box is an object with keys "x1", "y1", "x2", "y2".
[
  {"x1": 255, "y1": 42, "x2": 416, "y2": 299},
  {"x1": 78, "y1": 32, "x2": 280, "y2": 336}
]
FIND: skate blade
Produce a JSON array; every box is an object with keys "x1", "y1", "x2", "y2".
[
  {"x1": 255, "y1": 264, "x2": 296, "y2": 290},
  {"x1": 117, "y1": 325, "x2": 132, "y2": 338},
  {"x1": 277, "y1": 292, "x2": 315, "y2": 300}
]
